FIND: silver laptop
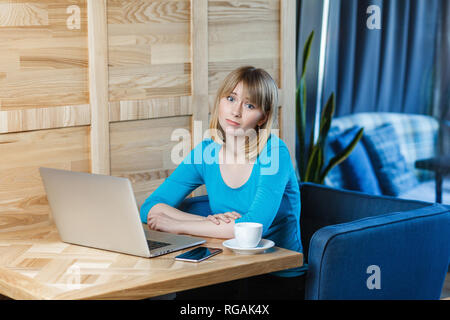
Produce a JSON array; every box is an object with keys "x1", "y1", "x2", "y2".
[{"x1": 39, "y1": 167, "x2": 205, "y2": 258}]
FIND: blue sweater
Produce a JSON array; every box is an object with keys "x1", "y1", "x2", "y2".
[{"x1": 140, "y1": 134, "x2": 303, "y2": 277}]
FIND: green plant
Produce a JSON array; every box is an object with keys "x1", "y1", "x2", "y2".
[{"x1": 296, "y1": 31, "x2": 364, "y2": 183}]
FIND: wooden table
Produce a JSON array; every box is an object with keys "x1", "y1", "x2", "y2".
[{"x1": 0, "y1": 215, "x2": 302, "y2": 300}]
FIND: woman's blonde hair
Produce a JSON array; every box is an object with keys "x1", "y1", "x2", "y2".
[{"x1": 209, "y1": 66, "x2": 279, "y2": 161}]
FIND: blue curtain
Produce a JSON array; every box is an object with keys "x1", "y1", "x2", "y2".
[
  {"x1": 433, "y1": 0, "x2": 450, "y2": 156},
  {"x1": 321, "y1": 0, "x2": 441, "y2": 117},
  {"x1": 295, "y1": 0, "x2": 446, "y2": 178}
]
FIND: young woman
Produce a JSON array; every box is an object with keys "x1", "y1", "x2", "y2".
[{"x1": 140, "y1": 66, "x2": 304, "y2": 299}]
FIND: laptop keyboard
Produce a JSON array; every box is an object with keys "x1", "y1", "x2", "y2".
[{"x1": 147, "y1": 240, "x2": 170, "y2": 250}]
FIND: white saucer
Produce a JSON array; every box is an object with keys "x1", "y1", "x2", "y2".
[{"x1": 222, "y1": 238, "x2": 275, "y2": 255}]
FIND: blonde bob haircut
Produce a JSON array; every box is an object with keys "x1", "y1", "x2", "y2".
[{"x1": 209, "y1": 66, "x2": 279, "y2": 161}]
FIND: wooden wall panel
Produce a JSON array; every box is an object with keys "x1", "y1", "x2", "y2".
[
  {"x1": 110, "y1": 116, "x2": 191, "y2": 208},
  {"x1": 109, "y1": 96, "x2": 191, "y2": 122},
  {"x1": 208, "y1": 0, "x2": 280, "y2": 95},
  {"x1": 88, "y1": 0, "x2": 110, "y2": 175},
  {"x1": 0, "y1": 104, "x2": 90, "y2": 134},
  {"x1": 107, "y1": 0, "x2": 191, "y2": 102},
  {"x1": 0, "y1": 126, "x2": 90, "y2": 221},
  {"x1": 0, "y1": 0, "x2": 296, "y2": 219},
  {"x1": 0, "y1": 0, "x2": 89, "y2": 111},
  {"x1": 190, "y1": 0, "x2": 208, "y2": 197},
  {"x1": 280, "y1": 0, "x2": 296, "y2": 165}
]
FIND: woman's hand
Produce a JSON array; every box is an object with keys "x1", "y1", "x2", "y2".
[
  {"x1": 147, "y1": 211, "x2": 181, "y2": 234},
  {"x1": 206, "y1": 211, "x2": 241, "y2": 225}
]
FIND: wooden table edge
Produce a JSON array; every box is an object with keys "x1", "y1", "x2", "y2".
[
  {"x1": 0, "y1": 221, "x2": 303, "y2": 300},
  {"x1": 53, "y1": 250, "x2": 303, "y2": 300},
  {"x1": 0, "y1": 266, "x2": 62, "y2": 300}
]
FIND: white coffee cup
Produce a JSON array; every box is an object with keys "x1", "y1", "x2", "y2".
[{"x1": 234, "y1": 222, "x2": 263, "y2": 248}]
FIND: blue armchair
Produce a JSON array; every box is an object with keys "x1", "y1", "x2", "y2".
[
  {"x1": 177, "y1": 183, "x2": 450, "y2": 300},
  {"x1": 300, "y1": 183, "x2": 449, "y2": 300},
  {"x1": 178, "y1": 195, "x2": 212, "y2": 217}
]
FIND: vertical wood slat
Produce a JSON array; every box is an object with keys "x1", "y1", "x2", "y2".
[
  {"x1": 87, "y1": 0, "x2": 110, "y2": 175},
  {"x1": 280, "y1": 0, "x2": 297, "y2": 166},
  {"x1": 190, "y1": 0, "x2": 208, "y2": 197}
]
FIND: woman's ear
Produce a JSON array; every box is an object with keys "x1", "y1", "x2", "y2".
[{"x1": 257, "y1": 114, "x2": 268, "y2": 127}]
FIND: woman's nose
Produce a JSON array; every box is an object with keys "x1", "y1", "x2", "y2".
[{"x1": 231, "y1": 102, "x2": 242, "y2": 117}]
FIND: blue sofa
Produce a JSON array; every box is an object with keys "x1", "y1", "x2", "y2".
[
  {"x1": 325, "y1": 112, "x2": 450, "y2": 204},
  {"x1": 178, "y1": 183, "x2": 450, "y2": 300}
]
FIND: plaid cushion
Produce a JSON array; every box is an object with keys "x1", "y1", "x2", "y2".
[
  {"x1": 330, "y1": 126, "x2": 382, "y2": 194},
  {"x1": 363, "y1": 124, "x2": 419, "y2": 196},
  {"x1": 324, "y1": 113, "x2": 438, "y2": 190}
]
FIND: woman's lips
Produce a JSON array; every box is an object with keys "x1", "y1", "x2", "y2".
[{"x1": 226, "y1": 119, "x2": 240, "y2": 126}]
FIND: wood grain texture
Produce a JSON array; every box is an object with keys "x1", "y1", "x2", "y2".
[
  {"x1": 110, "y1": 116, "x2": 192, "y2": 208},
  {"x1": 0, "y1": 0, "x2": 88, "y2": 111},
  {"x1": 107, "y1": 0, "x2": 191, "y2": 102},
  {"x1": 0, "y1": 95, "x2": 194, "y2": 133},
  {"x1": 0, "y1": 104, "x2": 90, "y2": 134},
  {"x1": 109, "y1": 96, "x2": 191, "y2": 122},
  {"x1": 0, "y1": 218, "x2": 302, "y2": 300},
  {"x1": 208, "y1": 0, "x2": 280, "y2": 95},
  {"x1": 190, "y1": 0, "x2": 208, "y2": 197},
  {"x1": 280, "y1": 0, "x2": 296, "y2": 164},
  {"x1": 0, "y1": 126, "x2": 90, "y2": 220},
  {"x1": 0, "y1": 2, "x2": 48, "y2": 27},
  {"x1": 88, "y1": 0, "x2": 110, "y2": 175}
]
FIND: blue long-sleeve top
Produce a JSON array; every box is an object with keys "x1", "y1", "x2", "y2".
[{"x1": 140, "y1": 133, "x2": 303, "y2": 277}]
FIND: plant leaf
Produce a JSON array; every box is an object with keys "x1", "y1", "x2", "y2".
[
  {"x1": 304, "y1": 143, "x2": 322, "y2": 183},
  {"x1": 296, "y1": 83, "x2": 305, "y2": 180},
  {"x1": 313, "y1": 147, "x2": 324, "y2": 182},
  {"x1": 297, "y1": 31, "x2": 314, "y2": 181},
  {"x1": 297, "y1": 79, "x2": 307, "y2": 176},
  {"x1": 319, "y1": 127, "x2": 364, "y2": 183},
  {"x1": 302, "y1": 31, "x2": 314, "y2": 79},
  {"x1": 316, "y1": 93, "x2": 335, "y2": 148}
]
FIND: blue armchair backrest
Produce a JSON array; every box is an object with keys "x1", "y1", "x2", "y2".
[
  {"x1": 177, "y1": 195, "x2": 212, "y2": 217},
  {"x1": 305, "y1": 203, "x2": 450, "y2": 299},
  {"x1": 299, "y1": 183, "x2": 431, "y2": 260}
]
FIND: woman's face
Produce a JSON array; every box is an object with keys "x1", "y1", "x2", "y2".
[{"x1": 218, "y1": 81, "x2": 267, "y2": 137}]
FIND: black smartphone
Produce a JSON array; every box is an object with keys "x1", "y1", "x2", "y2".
[{"x1": 174, "y1": 246, "x2": 222, "y2": 262}]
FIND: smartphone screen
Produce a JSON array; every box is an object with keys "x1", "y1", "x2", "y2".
[{"x1": 175, "y1": 247, "x2": 222, "y2": 262}]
